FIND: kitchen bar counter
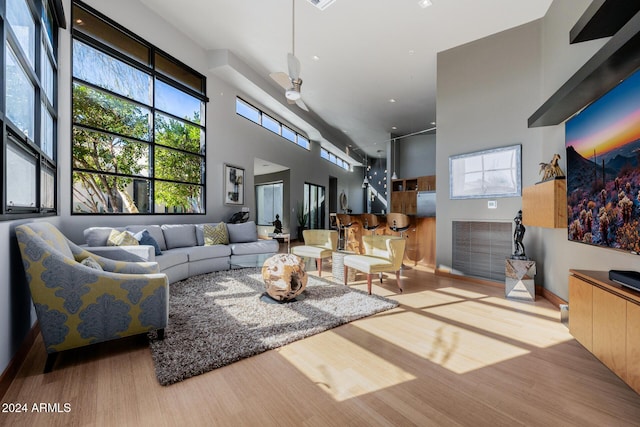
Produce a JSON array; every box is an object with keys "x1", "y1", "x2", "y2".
[{"x1": 336, "y1": 214, "x2": 435, "y2": 268}]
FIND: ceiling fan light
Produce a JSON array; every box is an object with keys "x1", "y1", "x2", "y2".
[{"x1": 285, "y1": 89, "x2": 301, "y2": 101}]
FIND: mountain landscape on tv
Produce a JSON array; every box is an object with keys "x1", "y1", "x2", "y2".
[
  {"x1": 566, "y1": 142, "x2": 640, "y2": 253},
  {"x1": 565, "y1": 67, "x2": 640, "y2": 254}
]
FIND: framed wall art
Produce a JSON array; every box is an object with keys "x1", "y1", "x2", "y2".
[
  {"x1": 449, "y1": 144, "x2": 521, "y2": 199},
  {"x1": 224, "y1": 163, "x2": 244, "y2": 205}
]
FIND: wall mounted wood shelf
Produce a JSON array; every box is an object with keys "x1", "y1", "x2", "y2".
[{"x1": 522, "y1": 179, "x2": 566, "y2": 228}]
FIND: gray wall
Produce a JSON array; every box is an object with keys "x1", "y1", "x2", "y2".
[
  {"x1": 0, "y1": 0, "x2": 361, "y2": 376},
  {"x1": 397, "y1": 133, "x2": 437, "y2": 179},
  {"x1": 436, "y1": 20, "x2": 544, "y2": 278},
  {"x1": 535, "y1": 0, "x2": 638, "y2": 299},
  {"x1": 436, "y1": 0, "x2": 639, "y2": 301}
]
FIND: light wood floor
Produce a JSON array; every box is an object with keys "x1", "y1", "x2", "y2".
[{"x1": 3, "y1": 263, "x2": 640, "y2": 426}]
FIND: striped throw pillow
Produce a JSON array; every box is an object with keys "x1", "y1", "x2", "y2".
[{"x1": 204, "y1": 223, "x2": 229, "y2": 245}]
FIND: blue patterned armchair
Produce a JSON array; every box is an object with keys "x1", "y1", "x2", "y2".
[{"x1": 16, "y1": 222, "x2": 168, "y2": 372}]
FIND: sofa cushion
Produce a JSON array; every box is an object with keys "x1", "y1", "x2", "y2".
[
  {"x1": 204, "y1": 223, "x2": 229, "y2": 246},
  {"x1": 134, "y1": 229, "x2": 162, "y2": 256},
  {"x1": 126, "y1": 225, "x2": 167, "y2": 251},
  {"x1": 229, "y1": 239, "x2": 279, "y2": 255},
  {"x1": 161, "y1": 224, "x2": 197, "y2": 249},
  {"x1": 291, "y1": 245, "x2": 333, "y2": 259},
  {"x1": 107, "y1": 230, "x2": 139, "y2": 246},
  {"x1": 227, "y1": 221, "x2": 258, "y2": 243},
  {"x1": 169, "y1": 245, "x2": 231, "y2": 262},
  {"x1": 154, "y1": 250, "x2": 188, "y2": 271},
  {"x1": 84, "y1": 227, "x2": 124, "y2": 247}
]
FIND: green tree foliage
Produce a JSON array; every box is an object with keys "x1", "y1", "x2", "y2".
[
  {"x1": 72, "y1": 84, "x2": 149, "y2": 213},
  {"x1": 154, "y1": 114, "x2": 203, "y2": 213},
  {"x1": 73, "y1": 84, "x2": 204, "y2": 213}
]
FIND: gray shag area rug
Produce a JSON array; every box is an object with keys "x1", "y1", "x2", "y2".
[{"x1": 149, "y1": 268, "x2": 399, "y2": 386}]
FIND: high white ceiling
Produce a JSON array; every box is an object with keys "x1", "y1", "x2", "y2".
[{"x1": 140, "y1": 0, "x2": 552, "y2": 159}]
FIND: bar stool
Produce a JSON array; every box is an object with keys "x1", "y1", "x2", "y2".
[
  {"x1": 361, "y1": 213, "x2": 380, "y2": 235},
  {"x1": 336, "y1": 213, "x2": 354, "y2": 251},
  {"x1": 386, "y1": 213, "x2": 411, "y2": 237}
]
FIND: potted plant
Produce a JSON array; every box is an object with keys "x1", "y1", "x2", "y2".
[{"x1": 297, "y1": 202, "x2": 308, "y2": 243}]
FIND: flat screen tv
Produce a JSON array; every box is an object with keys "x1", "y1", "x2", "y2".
[{"x1": 565, "y1": 68, "x2": 640, "y2": 254}]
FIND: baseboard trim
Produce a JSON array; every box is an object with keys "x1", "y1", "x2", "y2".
[
  {"x1": 435, "y1": 268, "x2": 567, "y2": 308},
  {"x1": 0, "y1": 322, "x2": 39, "y2": 401},
  {"x1": 536, "y1": 285, "x2": 567, "y2": 307}
]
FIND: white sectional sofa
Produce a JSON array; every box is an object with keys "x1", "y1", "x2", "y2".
[{"x1": 83, "y1": 221, "x2": 279, "y2": 284}]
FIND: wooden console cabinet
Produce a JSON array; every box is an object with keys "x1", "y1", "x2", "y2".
[{"x1": 569, "y1": 270, "x2": 640, "y2": 394}]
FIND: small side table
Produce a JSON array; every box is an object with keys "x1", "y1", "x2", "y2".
[
  {"x1": 332, "y1": 250, "x2": 356, "y2": 283},
  {"x1": 505, "y1": 258, "x2": 536, "y2": 301},
  {"x1": 268, "y1": 233, "x2": 291, "y2": 253}
]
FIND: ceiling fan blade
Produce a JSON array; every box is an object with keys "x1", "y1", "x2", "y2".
[
  {"x1": 296, "y1": 99, "x2": 309, "y2": 111},
  {"x1": 270, "y1": 72, "x2": 291, "y2": 89},
  {"x1": 287, "y1": 53, "x2": 300, "y2": 81}
]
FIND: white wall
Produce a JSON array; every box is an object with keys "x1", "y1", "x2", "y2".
[{"x1": 0, "y1": 0, "x2": 361, "y2": 376}]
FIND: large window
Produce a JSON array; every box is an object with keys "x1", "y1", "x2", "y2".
[
  {"x1": 1, "y1": 0, "x2": 63, "y2": 219},
  {"x1": 71, "y1": 1, "x2": 207, "y2": 214},
  {"x1": 256, "y1": 182, "x2": 283, "y2": 226}
]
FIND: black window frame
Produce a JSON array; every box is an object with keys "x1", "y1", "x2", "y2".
[
  {"x1": 71, "y1": 0, "x2": 208, "y2": 215},
  {"x1": 0, "y1": 0, "x2": 64, "y2": 221}
]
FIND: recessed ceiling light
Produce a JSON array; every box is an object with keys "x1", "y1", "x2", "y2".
[
  {"x1": 389, "y1": 98, "x2": 396, "y2": 103},
  {"x1": 431, "y1": 121, "x2": 436, "y2": 125},
  {"x1": 418, "y1": 0, "x2": 433, "y2": 8},
  {"x1": 312, "y1": 55, "x2": 320, "y2": 61},
  {"x1": 75, "y1": 18, "x2": 84, "y2": 25},
  {"x1": 408, "y1": 50, "x2": 415, "y2": 55},
  {"x1": 391, "y1": 126, "x2": 397, "y2": 130}
]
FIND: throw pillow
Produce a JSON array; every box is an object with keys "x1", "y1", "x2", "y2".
[
  {"x1": 80, "y1": 257, "x2": 103, "y2": 271},
  {"x1": 107, "y1": 229, "x2": 139, "y2": 246},
  {"x1": 204, "y1": 222, "x2": 229, "y2": 245},
  {"x1": 134, "y1": 229, "x2": 162, "y2": 256}
]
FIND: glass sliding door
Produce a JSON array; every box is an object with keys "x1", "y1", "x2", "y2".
[{"x1": 304, "y1": 183, "x2": 325, "y2": 229}]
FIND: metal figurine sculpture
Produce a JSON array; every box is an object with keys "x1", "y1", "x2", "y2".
[
  {"x1": 272, "y1": 214, "x2": 283, "y2": 234},
  {"x1": 511, "y1": 210, "x2": 527, "y2": 259},
  {"x1": 538, "y1": 153, "x2": 565, "y2": 182}
]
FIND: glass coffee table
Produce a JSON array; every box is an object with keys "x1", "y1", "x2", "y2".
[{"x1": 229, "y1": 253, "x2": 274, "y2": 269}]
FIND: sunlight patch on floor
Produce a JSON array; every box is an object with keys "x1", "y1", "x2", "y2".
[
  {"x1": 353, "y1": 311, "x2": 530, "y2": 374},
  {"x1": 277, "y1": 331, "x2": 416, "y2": 402},
  {"x1": 427, "y1": 299, "x2": 573, "y2": 348},
  {"x1": 393, "y1": 288, "x2": 465, "y2": 309}
]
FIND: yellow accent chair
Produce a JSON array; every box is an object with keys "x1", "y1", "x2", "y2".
[
  {"x1": 291, "y1": 230, "x2": 338, "y2": 277},
  {"x1": 15, "y1": 222, "x2": 169, "y2": 372},
  {"x1": 343, "y1": 235, "x2": 406, "y2": 294}
]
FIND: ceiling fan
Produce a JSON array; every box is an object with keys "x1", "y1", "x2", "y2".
[{"x1": 270, "y1": 0, "x2": 309, "y2": 111}]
